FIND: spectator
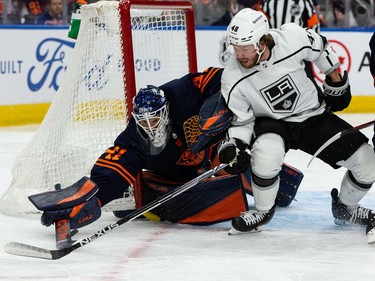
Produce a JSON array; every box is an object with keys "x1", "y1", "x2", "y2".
[
  {"x1": 192, "y1": 0, "x2": 227, "y2": 26},
  {"x1": 313, "y1": 0, "x2": 326, "y2": 27},
  {"x1": 212, "y1": 0, "x2": 262, "y2": 26},
  {"x1": 0, "y1": 0, "x2": 22, "y2": 24},
  {"x1": 22, "y1": 0, "x2": 44, "y2": 23},
  {"x1": 351, "y1": 0, "x2": 374, "y2": 27},
  {"x1": 36, "y1": 0, "x2": 62, "y2": 25},
  {"x1": 325, "y1": 0, "x2": 358, "y2": 27}
]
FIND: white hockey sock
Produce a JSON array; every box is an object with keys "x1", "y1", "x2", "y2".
[
  {"x1": 339, "y1": 171, "x2": 369, "y2": 206},
  {"x1": 252, "y1": 178, "x2": 279, "y2": 212}
]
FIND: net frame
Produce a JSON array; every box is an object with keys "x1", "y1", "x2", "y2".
[{"x1": 0, "y1": 0, "x2": 197, "y2": 215}]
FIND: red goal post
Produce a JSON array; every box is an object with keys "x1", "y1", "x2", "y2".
[
  {"x1": 120, "y1": 0, "x2": 197, "y2": 115},
  {"x1": 0, "y1": 0, "x2": 197, "y2": 215}
]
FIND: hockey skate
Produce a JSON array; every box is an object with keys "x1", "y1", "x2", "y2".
[
  {"x1": 228, "y1": 204, "x2": 276, "y2": 235},
  {"x1": 366, "y1": 212, "x2": 375, "y2": 244},
  {"x1": 331, "y1": 188, "x2": 373, "y2": 226}
]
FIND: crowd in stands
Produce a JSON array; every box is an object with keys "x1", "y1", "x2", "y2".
[
  {"x1": 0, "y1": 0, "x2": 92, "y2": 24},
  {"x1": 191, "y1": 0, "x2": 374, "y2": 28},
  {"x1": 0, "y1": 0, "x2": 374, "y2": 27}
]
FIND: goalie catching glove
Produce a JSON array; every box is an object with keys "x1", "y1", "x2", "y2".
[
  {"x1": 28, "y1": 177, "x2": 101, "y2": 229},
  {"x1": 218, "y1": 137, "x2": 251, "y2": 174},
  {"x1": 322, "y1": 70, "x2": 351, "y2": 112}
]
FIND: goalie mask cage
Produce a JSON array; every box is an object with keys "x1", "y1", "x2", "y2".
[{"x1": 0, "y1": 0, "x2": 197, "y2": 215}]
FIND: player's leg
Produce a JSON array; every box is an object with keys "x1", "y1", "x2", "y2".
[
  {"x1": 241, "y1": 162, "x2": 304, "y2": 207},
  {"x1": 230, "y1": 132, "x2": 285, "y2": 234},
  {"x1": 333, "y1": 143, "x2": 375, "y2": 225},
  {"x1": 299, "y1": 113, "x2": 375, "y2": 226}
]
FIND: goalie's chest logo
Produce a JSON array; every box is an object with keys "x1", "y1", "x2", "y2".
[{"x1": 260, "y1": 74, "x2": 300, "y2": 113}]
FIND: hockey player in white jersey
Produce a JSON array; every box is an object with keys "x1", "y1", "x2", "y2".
[{"x1": 218, "y1": 8, "x2": 375, "y2": 242}]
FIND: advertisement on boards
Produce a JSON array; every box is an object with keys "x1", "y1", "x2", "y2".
[
  {"x1": 0, "y1": 27, "x2": 374, "y2": 107},
  {"x1": 0, "y1": 28, "x2": 75, "y2": 105}
]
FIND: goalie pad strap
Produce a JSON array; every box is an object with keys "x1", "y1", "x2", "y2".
[{"x1": 29, "y1": 177, "x2": 98, "y2": 211}]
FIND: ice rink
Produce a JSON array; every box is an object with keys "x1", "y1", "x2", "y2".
[{"x1": 1, "y1": 114, "x2": 375, "y2": 281}]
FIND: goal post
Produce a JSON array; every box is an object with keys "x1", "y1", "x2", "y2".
[
  {"x1": 120, "y1": 0, "x2": 197, "y2": 113},
  {"x1": 0, "y1": 0, "x2": 197, "y2": 215}
]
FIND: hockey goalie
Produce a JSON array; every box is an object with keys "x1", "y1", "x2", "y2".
[{"x1": 28, "y1": 67, "x2": 304, "y2": 249}]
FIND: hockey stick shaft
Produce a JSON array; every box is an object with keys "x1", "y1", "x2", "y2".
[
  {"x1": 5, "y1": 163, "x2": 228, "y2": 260},
  {"x1": 307, "y1": 119, "x2": 375, "y2": 167}
]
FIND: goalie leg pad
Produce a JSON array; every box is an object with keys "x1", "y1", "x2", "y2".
[
  {"x1": 41, "y1": 197, "x2": 101, "y2": 229},
  {"x1": 28, "y1": 177, "x2": 98, "y2": 211},
  {"x1": 277, "y1": 164, "x2": 304, "y2": 207},
  {"x1": 241, "y1": 163, "x2": 304, "y2": 207},
  {"x1": 141, "y1": 172, "x2": 248, "y2": 225}
]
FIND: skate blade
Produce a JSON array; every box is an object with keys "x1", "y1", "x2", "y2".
[
  {"x1": 228, "y1": 226, "x2": 263, "y2": 235},
  {"x1": 367, "y1": 228, "x2": 375, "y2": 244}
]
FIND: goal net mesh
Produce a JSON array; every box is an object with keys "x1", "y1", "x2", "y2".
[{"x1": 0, "y1": 0, "x2": 195, "y2": 214}]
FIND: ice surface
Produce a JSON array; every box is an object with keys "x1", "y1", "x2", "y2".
[{"x1": 1, "y1": 114, "x2": 375, "y2": 281}]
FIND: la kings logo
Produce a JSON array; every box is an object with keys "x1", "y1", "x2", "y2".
[{"x1": 260, "y1": 75, "x2": 300, "y2": 113}]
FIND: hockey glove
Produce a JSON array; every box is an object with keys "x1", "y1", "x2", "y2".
[
  {"x1": 29, "y1": 177, "x2": 102, "y2": 229},
  {"x1": 322, "y1": 70, "x2": 351, "y2": 112},
  {"x1": 218, "y1": 137, "x2": 250, "y2": 174},
  {"x1": 40, "y1": 197, "x2": 101, "y2": 229}
]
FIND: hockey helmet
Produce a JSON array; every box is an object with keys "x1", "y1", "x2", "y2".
[
  {"x1": 226, "y1": 8, "x2": 269, "y2": 48},
  {"x1": 132, "y1": 85, "x2": 170, "y2": 155}
]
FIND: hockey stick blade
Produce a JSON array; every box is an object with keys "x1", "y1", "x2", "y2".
[
  {"x1": 4, "y1": 241, "x2": 77, "y2": 260},
  {"x1": 4, "y1": 164, "x2": 227, "y2": 260},
  {"x1": 307, "y1": 120, "x2": 375, "y2": 167}
]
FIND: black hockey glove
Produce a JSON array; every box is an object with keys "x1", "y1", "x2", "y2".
[
  {"x1": 218, "y1": 137, "x2": 250, "y2": 174},
  {"x1": 322, "y1": 70, "x2": 351, "y2": 112}
]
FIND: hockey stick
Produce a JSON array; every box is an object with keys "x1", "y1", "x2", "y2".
[
  {"x1": 307, "y1": 120, "x2": 375, "y2": 167},
  {"x1": 4, "y1": 163, "x2": 228, "y2": 260}
]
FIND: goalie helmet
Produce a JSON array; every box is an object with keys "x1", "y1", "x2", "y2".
[
  {"x1": 226, "y1": 8, "x2": 269, "y2": 49},
  {"x1": 132, "y1": 85, "x2": 170, "y2": 155}
]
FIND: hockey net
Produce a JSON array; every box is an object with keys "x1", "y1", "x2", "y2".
[{"x1": 0, "y1": 0, "x2": 197, "y2": 215}]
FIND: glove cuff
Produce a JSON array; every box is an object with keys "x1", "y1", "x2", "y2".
[{"x1": 323, "y1": 71, "x2": 349, "y2": 96}]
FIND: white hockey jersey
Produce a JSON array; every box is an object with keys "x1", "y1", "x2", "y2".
[{"x1": 221, "y1": 23, "x2": 340, "y2": 144}]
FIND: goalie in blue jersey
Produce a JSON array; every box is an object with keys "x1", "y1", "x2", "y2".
[{"x1": 28, "y1": 67, "x2": 303, "y2": 246}]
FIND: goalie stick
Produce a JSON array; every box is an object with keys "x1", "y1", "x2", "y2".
[
  {"x1": 4, "y1": 164, "x2": 227, "y2": 260},
  {"x1": 307, "y1": 120, "x2": 375, "y2": 167}
]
